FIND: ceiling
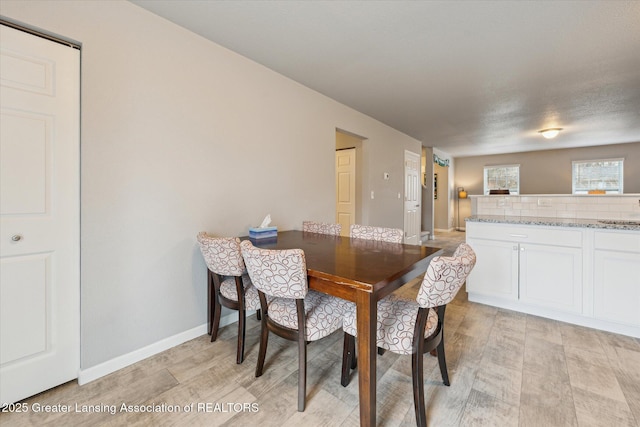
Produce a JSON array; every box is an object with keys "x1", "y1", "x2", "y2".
[{"x1": 131, "y1": 1, "x2": 640, "y2": 157}]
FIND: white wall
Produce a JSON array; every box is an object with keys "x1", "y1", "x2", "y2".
[
  {"x1": 1, "y1": 0, "x2": 421, "y2": 370},
  {"x1": 349, "y1": 127, "x2": 421, "y2": 230}
]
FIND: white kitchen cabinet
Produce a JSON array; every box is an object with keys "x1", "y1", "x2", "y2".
[
  {"x1": 466, "y1": 238, "x2": 518, "y2": 300},
  {"x1": 519, "y1": 243, "x2": 582, "y2": 313},
  {"x1": 465, "y1": 221, "x2": 640, "y2": 338},
  {"x1": 593, "y1": 231, "x2": 640, "y2": 326},
  {"x1": 466, "y1": 222, "x2": 583, "y2": 313}
]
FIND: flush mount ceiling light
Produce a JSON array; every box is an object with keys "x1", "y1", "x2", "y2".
[{"x1": 538, "y1": 127, "x2": 563, "y2": 139}]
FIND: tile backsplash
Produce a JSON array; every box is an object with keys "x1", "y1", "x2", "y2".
[{"x1": 472, "y1": 195, "x2": 640, "y2": 220}]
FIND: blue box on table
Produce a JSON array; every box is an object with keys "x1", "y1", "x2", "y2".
[{"x1": 248, "y1": 226, "x2": 278, "y2": 240}]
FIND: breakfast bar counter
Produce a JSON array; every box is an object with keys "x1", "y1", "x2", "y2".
[
  {"x1": 466, "y1": 215, "x2": 640, "y2": 231},
  {"x1": 464, "y1": 216, "x2": 640, "y2": 339}
]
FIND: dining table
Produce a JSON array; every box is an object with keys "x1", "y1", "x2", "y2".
[{"x1": 247, "y1": 230, "x2": 442, "y2": 427}]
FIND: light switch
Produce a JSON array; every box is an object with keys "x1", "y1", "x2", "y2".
[{"x1": 371, "y1": 191, "x2": 375, "y2": 199}]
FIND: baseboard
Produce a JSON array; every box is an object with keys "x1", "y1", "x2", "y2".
[
  {"x1": 434, "y1": 227, "x2": 455, "y2": 233},
  {"x1": 77, "y1": 311, "x2": 244, "y2": 385},
  {"x1": 468, "y1": 293, "x2": 640, "y2": 339}
]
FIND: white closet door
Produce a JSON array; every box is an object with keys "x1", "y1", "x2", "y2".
[
  {"x1": 404, "y1": 150, "x2": 421, "y2": 245},
  {"x1": 1, "y1": 24, "x2": 80, "y2": 404}
]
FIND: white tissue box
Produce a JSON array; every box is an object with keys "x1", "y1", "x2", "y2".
[{"x1": 249, "y1": 226, "x2": 278, "y2": 239}]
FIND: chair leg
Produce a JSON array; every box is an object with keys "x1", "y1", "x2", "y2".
[
  {"x1": 412, "y1": 351, "x2": 427, "y2": 427},
  {"x1": 298, "y1": 333, "x2": 307, "y2": 412},
  {"x1": 207, "y1": 270, "x2": 213, "y2": 336},
  {"x1": 350, "y1": 337, "x2": 357, "y2": 369},
  {"x1": 211, "y1": 292, "x2": 222, "y2": 342},
  {"x1": 436, "y1": 338, "x2": 450, "y2": 386},
  {"x1": 256, "y1": 310, "x2": 261, "y2": 321},
  {"x1": 341, "y1": 333, "x2": 355, "y2": 387},
  {"x1": 236, "y1": 306, "x2": 246, "y2": 365},
  {"x1": 255, "y1": 318, "x2": 269, "y2": 377},
  {"x1": 235, "y1": 277, "x2": 247, "y2": 364}
]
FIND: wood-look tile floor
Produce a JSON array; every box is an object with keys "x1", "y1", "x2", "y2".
[{"x1": 2, "y1": 231, "x2": 639, "y2": 426}]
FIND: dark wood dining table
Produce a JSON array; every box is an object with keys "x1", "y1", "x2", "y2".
[{"x1": 248, "y1": 230, "x2": 442, "y2": 427}]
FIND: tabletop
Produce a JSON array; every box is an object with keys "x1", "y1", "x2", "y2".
[{"x1": 247, "y1": 230, "x2": 442, "y2": 297}]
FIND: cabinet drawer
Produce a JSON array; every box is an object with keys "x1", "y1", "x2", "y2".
[
  {"x1": 467, "y1": 222, "x2": 582, "y2": 247},
  {"x1": 594, "y1": 231, "x2": 640, "y2": 253}
]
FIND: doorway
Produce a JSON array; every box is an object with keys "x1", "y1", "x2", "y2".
[
  {"x1": 335, "y1": 130, "x2": 364, "y2": 237},
  {"x1": 336, "y1": 148, "x2": 356, "y2": 236},
  {"x1": 0, "y1": 23, "x2": 80, "y2": 404}
]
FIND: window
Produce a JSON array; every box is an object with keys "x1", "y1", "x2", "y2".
[
  {"x1": 484, "y1": 165, "x2": 520, "y2": 195},
  {"x1": 572, "y1": 158, "x2": 624, "y2": 194}
]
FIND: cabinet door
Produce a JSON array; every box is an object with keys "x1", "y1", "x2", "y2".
[
  {"x1": 594, "y1": 250, "x2": 640, "y2": 326},
  {"x1": 466, "y1": 238, "x2": 518, "y2": 300},
  {"x1": 519, "y1": 243, "x2": 582, "y2": 313}
]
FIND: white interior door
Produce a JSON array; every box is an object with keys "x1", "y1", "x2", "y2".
[
  {"x1": 336, "y1": 148, "x2": 356, "y2": 237},
  {"x1": 404, "y1": 150, "x2": 421, "y2": 244},
  {"x1": 0, "y1": 24, "x2": 80, "y2": 404}
]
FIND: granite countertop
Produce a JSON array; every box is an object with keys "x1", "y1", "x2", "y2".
[{"x1": 466, "y1": 215, "x2": 640, "y2": 231}]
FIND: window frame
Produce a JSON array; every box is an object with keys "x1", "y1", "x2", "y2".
[
  {"x1": 571, "y1": 158, "x2": 624, "y2": 194},
  {"x1": 483, "y1": 164, "x2": 520, "y2": 195}
]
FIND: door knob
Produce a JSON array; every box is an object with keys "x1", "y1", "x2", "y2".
[{"x1": 11, "y1": 234, "x2": 22, "y2": 242}]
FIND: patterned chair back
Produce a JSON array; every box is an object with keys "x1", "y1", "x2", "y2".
[
  {"x1": 452, "y1": 241, "x2": 475, "y2": 259},
  {"x1": 416, "y1": 243, "x2": 476, "y2": 308},
  {"x1": 197, "y1": 232, "x2": 246, "y2": 276},
  {"x1": 240, "y1": 240, "x2": 308, "y2": 299},
  {"x1": 349, "y1": 224, "x2": 403, "y2": 244},
  {"x1": 302, "y1": 221, "x2": 342, "y2": 236}
]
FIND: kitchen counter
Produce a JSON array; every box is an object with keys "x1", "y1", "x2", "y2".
[
  {"x1": 466, "y1": 215, "x2": 640, "y2": 231},
  {"x1": 465, "y1": 219, "x2": 640, "y2": 338}
]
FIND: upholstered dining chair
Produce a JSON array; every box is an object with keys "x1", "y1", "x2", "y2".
[
  {"x1": 340, "y1": 243, "x2": 476, "y2": 427},
  {"x1": 349, "y1": 224, "x2": 404, "y2": 356},
  {"x1": 197, "y1": 232, "x2": 261, "y2": 364},
  {"x1": 240, "y1": 240, "x2": 345, "y2": 412},
  {"x1": 302, "y1": 220, "x2": 342, "y2": 236},
  {"x1": 350, "y1": 224, "x2": 403, "y2": 243}
]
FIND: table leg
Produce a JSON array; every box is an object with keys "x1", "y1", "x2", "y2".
[{"x1": 356, "y1": 291, "x2": 376, "y2": 427}]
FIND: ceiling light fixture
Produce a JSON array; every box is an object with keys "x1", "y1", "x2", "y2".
[{"x1": 538, "y1": 127, "x2": 563, "y2": 139}]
